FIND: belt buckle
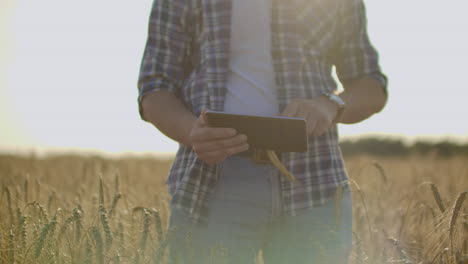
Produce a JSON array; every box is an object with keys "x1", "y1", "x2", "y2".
[{"x1": 252, "y1": 149, "x2": 271, "y2": 164}]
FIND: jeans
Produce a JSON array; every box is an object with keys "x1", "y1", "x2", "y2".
[{"x1": 167, "y1": 156, "x2": 352, "y2": 264}]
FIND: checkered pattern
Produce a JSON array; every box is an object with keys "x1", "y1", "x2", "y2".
[{"x1": 138, "y1": 0, "x2": 386, "y2": 222}]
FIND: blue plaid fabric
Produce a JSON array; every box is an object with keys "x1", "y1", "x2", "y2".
[{"x1": 138, "y1": 0, "x2": 386, "y2": 222}]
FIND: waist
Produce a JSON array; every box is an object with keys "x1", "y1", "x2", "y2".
[{"x1": 236, "y1": 148, "x2": 282, "y2": 164}]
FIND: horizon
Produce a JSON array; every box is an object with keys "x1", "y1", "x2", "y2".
[{"x1": 1, "y1": 134, "x2": 466, "y2": 159}]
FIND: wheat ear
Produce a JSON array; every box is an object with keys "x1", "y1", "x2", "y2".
[
  {"x1": 266, "y1": 150, "x2": 295, "y2": 181},
  {"x1": 372, "y1": 161, "x2": 388, "y2": 184},
  {"x1": 4, "y1": 187, "x2": 14, "y2": 224},
  {"x1": 99, "y1": 205, "x2": 113, "y2": 250},
  {"x1": 35, "y1": 214, "x2": 57, "y2": 257},
  {"x1": 449, "y1": 191, "x2": 467, "y2": 250},
  {"x1": 17, "y1": 208, "x2": 27, "y2": 250},
  {"x1": 8, "y1": 229, "x2": 15, "y2": 263},
  {"x1": 24, "y1": 177, "x2": 29, "y2": 204},
  {"x1": 35, "y1": 178, "x2": 41, "y2": 202},
  {"x1": 139, "y1": 208, "x2": 151, "y2": 256},
  {"x1": 430, "y1": 183, "x2": 446, "y2": 213},
  {"x1": 73, "y1": 207, "x2": 83, "y2": 243}
]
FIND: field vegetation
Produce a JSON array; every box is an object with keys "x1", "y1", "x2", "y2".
[{"x1": 0, "y1": 152, "x2": 467, "y2": 263}]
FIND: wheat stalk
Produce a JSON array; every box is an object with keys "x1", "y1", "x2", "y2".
[
  {"x1": 99, "y1": 205, "x2": 113, "y2": 250},
  {"x1": 449, "y1": 191, "x2": 467, "y2": 252},
  {"x1": 73, "y1": 207, "x2": 83, "y2": 243},
  {"x1": 153, "y1": 235, "x2": 169, "y2": 264},
  {"x1": 34, "y1": 178, "x2": 41, "y2": 202},
  {"x1": 109, "y1": 172, "x2": 122, "y2": 217},
  {"x1": 144, "y1": 209, "x2": 152, "y2": 244},
  {"x1": 151, "y1": 208, "x2": 164, "y2": 242},
  {"x1": 115, "y1": 172, "x2": 120, "y2": 190},
  {"x1": 8, "y1": 229, "x2": 15, "y2": 264},
  {"x1": 108, "y1": 193, "x2": 122, "y2": 217},
  {"x1": 117, "y1": 222, "x2": 125, "y2": 252},
  {"x1": 139, "y1": 208, "x2": 151, "y2": 260},
  {"x1": 430, "y1": 183, "x2": 446, "y2": 213},
  {"x1": 46, "y1": 190, "x2": 56, "y2": 212},
  {"x1": 34, "y1": 213, "x2": 57, "y2": 257},
  {"x1": 97, "y1": 175, "x2": 113, "y2": 250},
  {"x1": 36, "y1": 202, "x2": 49, "y2": 225},
  {"x1": 104, "y1": 182, "x2": 111, "y2": 209},
  {"x1": 91, "y1": 226, "x2": 104, "y2": 264},
  {"x1": 348, "y1": 179, "x2": 374, "y2": 247},
  {"x1": 463, "y1": 215, "x2": 468, "y2": 255},
  {"x1": 426, "y1": 204, "x2": 438, "y2": 230},
  {"x1": 266, "y1": 150, "x2": 295, "y2": 182},
  {"x1": 24, "y1": 177, "x2": 29, "y2": 204},
  {"x1": 14, "y1": 185, "x2": 20, "y2": 210},
  {"x1": 84, "y1": 237, "x2": 93, "y2": 264},
  {"x1": 372, "y1": 161, "x2": 388, "y2": 184},
  {"x1": 58, "y1": 213, "x2": 75, "y2": 241},
  {"x1": 31, "y1": 223, "x2": 39, "y2": 244},
  {"x1": 99, "y1": 175, "x2": 105, "y2": 207},
  {"x1": 4, "y1": 187, "x2": 14, "y2": 225},
  {"x1": 17, "y1": 208, "x2": 27, "y2": 250},
  {"x1": 152, "y1": 208, "x2": 169, "y2": 264}
]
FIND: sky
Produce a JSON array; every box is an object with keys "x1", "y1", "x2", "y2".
[{"x1": 1, "y1": 0, "x2": 467, "y2": 155}]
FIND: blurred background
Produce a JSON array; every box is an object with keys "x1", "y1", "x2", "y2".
[{"x1": 1, "y1": 0, "x2": 467, "y2": 156}]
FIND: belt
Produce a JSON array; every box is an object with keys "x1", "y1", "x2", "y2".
[
  {"x1": 237, "y1": 147, "x2": 344, "y2": 223},
  {"x1": 237, "y1": 148, "x2": 295, "y2": 182}
]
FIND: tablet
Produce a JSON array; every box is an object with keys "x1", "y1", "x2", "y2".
[{"x1": 205, "y1": 111, "x2": 308, "y2": 152}]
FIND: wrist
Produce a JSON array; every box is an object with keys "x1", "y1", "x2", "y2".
[{"x1": 322, "y1": 92, "x2": 346, "y2": 124}]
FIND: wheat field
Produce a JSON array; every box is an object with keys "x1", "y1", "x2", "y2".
[{"x1": 0, "y1": 153, "x2": 466, "y2": 264}]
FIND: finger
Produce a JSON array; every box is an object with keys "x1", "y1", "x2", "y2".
[
  {"x1": 194, "y1": 108, "x2": 212, "y2": 128},
  {"x1": 313, "y1": 118, "x2": 332, "y2": 137},
  {"x1": 190, "y1": 127, "x2": 237, "y2": 142},
  {"x1": 200, "y1": 109, "x2": 210, "y2": 125},
  {"x1": 311, "y1": 119, "x2": 326, "y2": 137},
  {"x1": 297, "y1": 107, "x2": 310, "y2": 120},
  {"x1": 195, "y1": 134, "x2": 248, "y2": 152},
  {"x1": 193, "y1": 113, "x2": 207, "y2": 128},
  {"x1": 305, "y1": 113, "x2": 318, "y2": 136},
  {"x1": 281, "y1": 101, "x2": 299, "y2": 117}
]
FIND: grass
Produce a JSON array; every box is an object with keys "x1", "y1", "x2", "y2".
[{"x1": 0, "y1": 153, "x2": 467, "y2": 263}]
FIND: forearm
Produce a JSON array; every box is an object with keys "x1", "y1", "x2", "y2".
[
  {"x1": 338, "y1": 77, "x2": 387, "y2": 124},
  {"x1": 141, "y1": 91, "x2": 196, "y2": 146}
]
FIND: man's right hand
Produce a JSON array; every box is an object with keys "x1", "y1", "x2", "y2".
[{"x1": 189, "y1": 110, "x2": 249, "y2": 165}]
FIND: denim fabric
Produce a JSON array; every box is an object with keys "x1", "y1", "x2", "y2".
[{"x1": 167, "y1": 156, "x2": 352, "y2": 264}]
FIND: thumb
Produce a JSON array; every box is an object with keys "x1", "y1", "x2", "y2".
[{"x1": 195, "y1": 109, "x2": 210, "y2": 127}]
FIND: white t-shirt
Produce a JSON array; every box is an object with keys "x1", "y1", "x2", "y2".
[{"x1": 223, "y1": 0, "x2": 279, "y2": 116}]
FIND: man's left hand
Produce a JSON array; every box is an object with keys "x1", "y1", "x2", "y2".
[{"x1": 280, "y1": 96, "x2": 338, "y2": 137}]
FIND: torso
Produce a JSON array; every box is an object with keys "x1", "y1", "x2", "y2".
[{"x1": 223, "y1": 0, "x2": 279, "y2": 116}]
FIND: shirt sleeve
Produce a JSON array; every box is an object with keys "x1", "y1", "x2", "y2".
[
  {"x1": 334, "y1": 0, "x2": 388, "y2": 93},
  {"x1": 137, "y1": 0, "x2": 190, "y2": 121}
]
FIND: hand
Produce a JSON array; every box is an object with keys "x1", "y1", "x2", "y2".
[
  {"x1": 281, "y1": 97, "x2": 338, "y2": 137},
  {"x1": 189, "y1": 110, "x2": 249, "y2": 165}
]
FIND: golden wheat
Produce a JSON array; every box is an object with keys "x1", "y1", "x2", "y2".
[{"x1": 0, "y1": 154, "x2": 466, "y2": 263}]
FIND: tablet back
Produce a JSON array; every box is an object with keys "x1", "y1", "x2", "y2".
[{"x1": 206, "y1": 111, "x2": 307, "y2": 152}]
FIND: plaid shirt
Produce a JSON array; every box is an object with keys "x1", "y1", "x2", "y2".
[{"x1": 138, "y1": 0, "x2": 386, "y2": 222}]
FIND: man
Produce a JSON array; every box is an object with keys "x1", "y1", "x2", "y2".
[{"x1": 138, "y1": 0, "x2": 387, "y2": 263}]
